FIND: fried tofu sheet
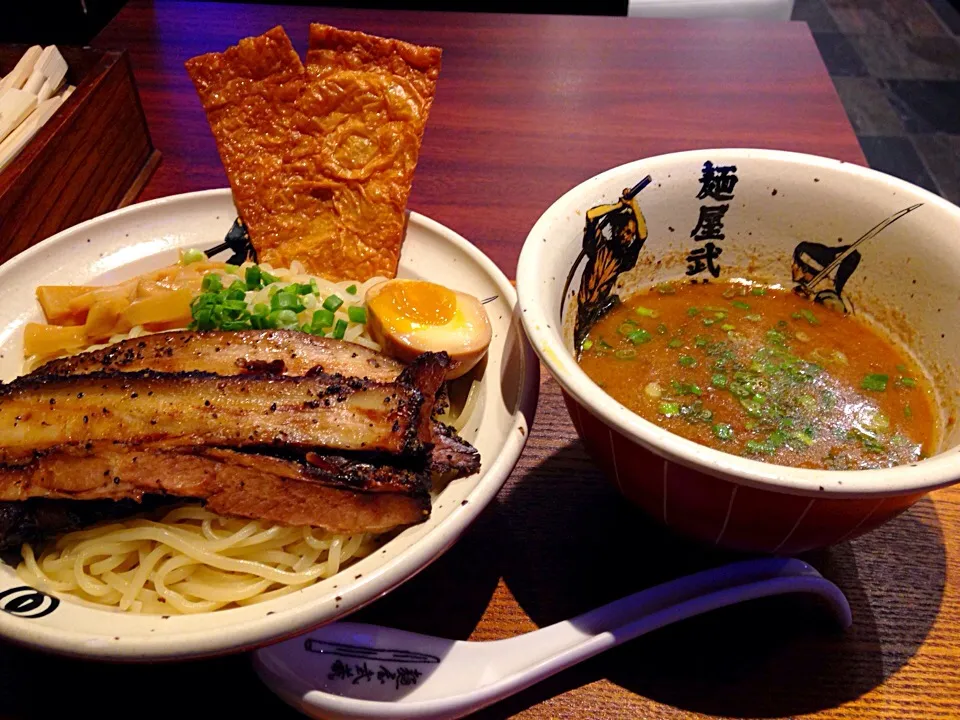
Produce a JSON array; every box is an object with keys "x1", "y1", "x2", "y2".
[{"x1": 185, "y1": 25, "x2": 442, "y2": 282}]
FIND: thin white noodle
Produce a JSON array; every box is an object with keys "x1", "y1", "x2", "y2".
[{"x1": 448, "y1": 378, "x2": 482, "y2": 432}]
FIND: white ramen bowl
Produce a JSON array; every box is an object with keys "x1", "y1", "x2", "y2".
[{"x1": 0, "y1": 189, "x2": 538, "y2": 660}]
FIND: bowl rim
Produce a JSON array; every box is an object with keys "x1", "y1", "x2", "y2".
[
  {"x1": 518, "y1": 147, "x2": 960, "y2": 499},
  {"x1": 0, "y1": 188, "x2": 540, "y2": 660}
]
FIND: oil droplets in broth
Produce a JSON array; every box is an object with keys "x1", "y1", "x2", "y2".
[{"x1": 577, "y1": 281, "x2": 938, "y2": 471}]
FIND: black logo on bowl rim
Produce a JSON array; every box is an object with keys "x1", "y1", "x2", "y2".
[{"x1": 0, "y1": 586, "x2": 60, "y2": 619}]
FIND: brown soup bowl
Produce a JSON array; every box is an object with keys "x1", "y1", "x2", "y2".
[{"x1": 517, "y1": 149, "x2": 960, "y2": 554}]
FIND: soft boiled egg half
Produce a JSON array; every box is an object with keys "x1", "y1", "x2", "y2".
[{"x1": 366, "y1": 279, "x2": 492, "y2": 380}]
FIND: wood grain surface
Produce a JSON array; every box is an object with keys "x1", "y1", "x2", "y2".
[{"x1": 1, "y1": 3, "x2": 958, "y2": 719}]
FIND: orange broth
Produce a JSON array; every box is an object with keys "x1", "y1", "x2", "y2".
[{"x1": 577, "y1": 281, "x2": 938, "y2": 470}]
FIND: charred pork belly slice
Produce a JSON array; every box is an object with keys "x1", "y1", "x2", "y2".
[
  {"x1": 0, "y1": 496, "x2": 183, "y2": 552},
  {"x1": 0, "y1": 445, "x2": 430, "y2": 534},
  {"x1": 34, "y1": 330, "x2": 405, "y2": 382},
  {"x1": 430, "y1": 423, "x2": 481, "y2": 477},
  {"x1": 0, "y1": 369, "x2": 432, "y2": 463}
]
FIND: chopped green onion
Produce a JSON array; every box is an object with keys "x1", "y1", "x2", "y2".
[
  {"x1": 226, "y1": 281, "x2": 247, "y2": 300},
  {"x1": 861, "y1": 373, "x2": 889, "y2": 392},
  {"x1": 615, "y1": 348, "x2": 637, "y2": 360},
  {"x1": 897, "y1": 376, "x2": 917, "y2": 388},
  {"x1": 667, "y1": 338, "x2": 683, "y2": 348},
  {"x1": 182, "y1": 248, "x2": 206, "y2": 265},
  {"x1": 348, "y1": 306, "x2": 367, "y2": 323},
  {"x1": 711, "y1": 373, "x2": 728, "y2": 389},
  {"x1": 671, "y1": 380, "x2": 702, "y2": 396},
  {"x1": 800, "y1": 308, "x2": 819, "y2": 325},
  {"x1": 678, "y1": 355, "x2": 697, "y2": 368},
  {"x1": 744, "y1": 439, "x2": 773, "y2": 455},
  {"x1": 694, "y1": 336, "x2": 709, "y2": 347},
  {"x1": 731, "y1": 300, "x2": 751, "y2": 310},
  {"x1": 713, "y1": 423, "x2": 734, "y2": 441},
  {"x1": 702, "y1": 318, "x2": 716, "y2": 326},
  {"x1": 323, "y1": 295, "x2": 344, "y2": 312},
  {"x1": 686, "y1": 307, "x2": 700, "y2": 317},
  {"x1": 658, "y1": 401, "x2": 680, "y2": 416},
  {"x1": 765, "y1": 329, "x2": 787, "y2": 345},
  {"x1": 244, "y1": 265, "x2": 262, "y2": 290},
  {"x1": 744, "y1": 314, "x2": 761, "y2": 322},
  {"x1": 635, "y1": 306, "x2": 657, "y2": 317},
  {"x1": 751, "y1": 287, "x2": 767, "y2": 296},
  {"x1": 655, "y1": 282, "x2": 677, "y2": 295},
  {"x1": 904, "y1": 404, "x2": 913, "y2": 419},
  {"x1": 222, "y1": 299, "x2": 247, "y2": 312},
  {"x1": 332, "y1": 318, "x2": 348, "y2": 340},
  {"x1": 260, "y1": 270, "x2": 279, "y2": 286},
  {"x1": 713, "y1": 311, "x2": 727, "y2": 320},
  {"x1": 272, "y1": 292, "x2": 305, "y2": 313},
  {"x1": 656, "y1": 323, "x2": 668, "y2": 335},
  {"x1": 312, "y1": 308, "x2": 335, "y2": 328},
  {"x1": 345, "y1": 284, "x2": 358, "y2": 295},
  {"x1": 767, "y1": 430, "x2": 789, "y2": 449},
  {"x1": 627, "y1": 329, "x2": 652, "y2": 345},
  {"x1": 896, "y1": 363, "x2": 907, "y2": 372},
  {"x1": 581, "y1": 339, "x2": 594, "y2": 351},
  {"x1": 274, "y1": 309, "x2": 299, "y2": 328},
  {"x1": 201, "y1": 273, "x2": 222, "y2": 292},
  {"x1": 720, "y1": 324, "x2": 735, "y2": 331}
]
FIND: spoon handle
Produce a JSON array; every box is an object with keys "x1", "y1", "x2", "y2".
[
  {"x1": 254, "y1": 558, "x2": 851, "y2": 720},
  {"x1": 483, "y1": 558, "x2": 850, "y2": 692}
]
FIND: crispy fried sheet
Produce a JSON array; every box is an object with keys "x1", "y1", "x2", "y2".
[{"x1": 185, "y1": 25, "x2": 442, "y2": 282}]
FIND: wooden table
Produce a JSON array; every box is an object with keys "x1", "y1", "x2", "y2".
[{"x1": 3, "y1": 2, "x2": 958, "y2": 718}]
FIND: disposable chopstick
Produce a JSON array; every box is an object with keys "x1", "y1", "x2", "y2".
[
  {"x1": 0, "y1": 89, "x2": 38, "y2": 144},
  {"x1": 0, "y1": 46, "x2": 43, "y2": 96}
]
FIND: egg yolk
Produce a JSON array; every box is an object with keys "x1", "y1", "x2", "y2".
[{"x1": 368, "y1": 280, "x2": 456, "y2": 330}]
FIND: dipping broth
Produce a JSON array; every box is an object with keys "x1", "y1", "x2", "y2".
[{"x1": 578, "y1": 281, "x2": 938, "y2": 470}]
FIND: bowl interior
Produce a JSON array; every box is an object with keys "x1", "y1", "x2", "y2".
[
  {"x1": 0, "y1": 190, "x2": 537, "y2": 660},
  {"x1": 519, "y1": 149, "x2": 960, "y2": 493}
]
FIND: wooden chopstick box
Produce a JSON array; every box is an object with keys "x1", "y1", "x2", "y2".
[{"x1": 0, "y1": 46, "x2": 160, "y2": 264}]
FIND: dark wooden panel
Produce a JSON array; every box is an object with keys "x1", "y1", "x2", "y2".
[{"x1": 0, "y1": 48, "x2": 158, "y2": 262}]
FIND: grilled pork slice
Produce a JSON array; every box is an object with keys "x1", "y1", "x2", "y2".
[
  {"x1": 431, "y1": 423, "x2": 481, "y2": 477},
  {"x1": 0, "y1": 369, "x2": 431, "y2": 463},
  {"x1": 36, "y1": 330, "x2": 405, "y2": 382},
  {"x1": 31, "y1": 332, "x2": 479, "y2": 477},
  {"x1": 0, "y1": 445, "x2": 430, "y2": 536}
]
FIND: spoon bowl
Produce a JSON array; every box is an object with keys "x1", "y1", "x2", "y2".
[{"x1": 254, "y1": 558, "x2": 851, "y2": 720}]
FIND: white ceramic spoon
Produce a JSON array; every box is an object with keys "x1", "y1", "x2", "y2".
[{"x1": 254, "y1": 558, "x2": 851, "y2": 720}]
